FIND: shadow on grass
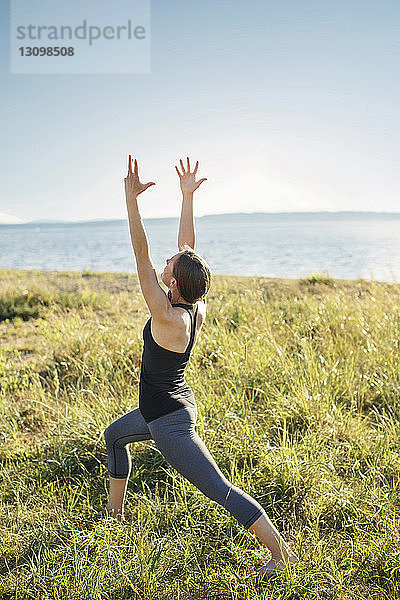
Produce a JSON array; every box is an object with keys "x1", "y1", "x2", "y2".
[
  {"x1": 0, "y1": 434, "x2": 178, "y2": 510},
  {"x1": 0, "y1": 290, "x2": 110, "y2": 324}
]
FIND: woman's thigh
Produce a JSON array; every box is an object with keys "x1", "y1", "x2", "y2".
[
  {"x1": 147, "y1": 406, "x2": 232, "y2": 504},
  {"x1": 105, "y1": 407, "x2": 152, "y2": 445}
]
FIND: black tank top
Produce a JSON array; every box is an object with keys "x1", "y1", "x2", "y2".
[{"x1": 139, "y1": 303, "x2": 199, "y2": 423}]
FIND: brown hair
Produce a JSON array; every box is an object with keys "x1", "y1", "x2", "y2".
[{"x1": 173, "y1": 245, "x2": 211, "y2": 304}]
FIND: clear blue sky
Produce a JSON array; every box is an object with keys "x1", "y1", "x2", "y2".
[{"x1": 1, "y1": 0, "x2": 399, "y2": 222}]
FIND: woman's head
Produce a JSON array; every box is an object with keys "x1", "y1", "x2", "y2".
[{"x1": 162, "y1": 245, "x2": 211, "y2": 303}]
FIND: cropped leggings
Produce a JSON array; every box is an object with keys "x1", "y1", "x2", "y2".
[{"x1": 104, "y1": 404, "x2": 265, "y2": 530}]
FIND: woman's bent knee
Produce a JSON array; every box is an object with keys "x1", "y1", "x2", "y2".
[{"x1": 104, "y1": 423, "x2": 116, "y2": 447}]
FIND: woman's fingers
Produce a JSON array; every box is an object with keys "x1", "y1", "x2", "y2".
[
  {"x1": 143, "y1": 181, "x2": 156, "y2": 191},
  {"x1": 129, "y1": 156, "x2": 203, "y2": 187},
  {"x1": 195, "y1": 178, "x2": 207, "y2": 189},
  {"x1": 178, "y1": 157, "x2": 202, "y2": 175},
  {"x1": 127, "y1": 155, "x2": 138, "y2": 177}
]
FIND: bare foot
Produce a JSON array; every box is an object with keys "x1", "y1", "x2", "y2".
[
  {"x1": 257, "y1": 554, "x2": 299, "y2": 579},
  {"x1": 105, "y1": 504, "x2": 125, "y2": 522}
]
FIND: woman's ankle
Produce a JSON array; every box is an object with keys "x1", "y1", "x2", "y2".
[{"x1": 271, "y1": 551, "x2": 299, "y2": 564}]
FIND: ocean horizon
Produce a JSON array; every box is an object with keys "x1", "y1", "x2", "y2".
[{"x1": 3, "y1": 210, "x2": 400, "y2": 226}]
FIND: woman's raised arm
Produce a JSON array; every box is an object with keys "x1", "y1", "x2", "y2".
[
  {"x1": 175, "y1": 157, "x2": 207, "y2": 251},
  {"x1": 124, "y1": 155, "x2": 155, "y2": 258},
  {"x1": 124, "y1": 155, "x2": 171, "y2": 321}
]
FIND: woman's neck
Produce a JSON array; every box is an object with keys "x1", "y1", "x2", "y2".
[{"x1": 168, "y1": 289, "x2": 192, "y2": 305}]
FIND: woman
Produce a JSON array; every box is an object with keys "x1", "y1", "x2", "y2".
[{"x1": 104, "y1": 155, "x2": 299, "y2": 578}]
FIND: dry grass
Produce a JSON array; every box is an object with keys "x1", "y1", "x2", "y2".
[{"x1": 0, "y1": 268, "x2": 399, "y2": 599}]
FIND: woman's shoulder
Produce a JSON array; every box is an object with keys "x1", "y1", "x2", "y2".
[
  {"x1": 163, "y1": 299, "x2": 206, "y2": 328},
  {"x1": 169, "y1": 300, "x2": 206, "y2": 330},
  {"x1": 171, "y1": 300, "x2": 206, "y2": 320},
  {"x1": 195, "y1": 299, "x2": 206, "y2": 320}
]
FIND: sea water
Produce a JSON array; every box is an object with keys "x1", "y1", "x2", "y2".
[{"x1": 1, "y1": 212, "x2": 399, "y2": 282}]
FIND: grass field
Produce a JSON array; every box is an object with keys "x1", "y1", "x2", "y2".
[{"x1": 0, "y1": 268, "x2": 399, "y2": 599}]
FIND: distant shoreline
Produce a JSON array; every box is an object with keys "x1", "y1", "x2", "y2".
[{"x1": 2, "y1": 211, "x2": 400, "y2": 227}]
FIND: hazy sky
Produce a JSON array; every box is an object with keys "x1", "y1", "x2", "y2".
[{"x1": 1, "y1": 0, "x2": 399, "y2": 222}]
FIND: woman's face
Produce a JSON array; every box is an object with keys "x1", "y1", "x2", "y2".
[{"x1": 161, "y1": 252, "x2": 181, "y2": 287}]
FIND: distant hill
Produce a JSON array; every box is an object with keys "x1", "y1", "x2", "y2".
[
  {"x1": 0, "y1": 211, "x2": 26, "y2": 224},
  {"x1": 196, "y1": 211, "x2": 400, "y2": 221},
  {"x1": 2, "y1": 211, "x2": 400, "y2": 227}
]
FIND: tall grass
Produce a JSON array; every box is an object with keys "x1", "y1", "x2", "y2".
[{"x1": 0, "y1": 269, "x2": 399, "y2": 599}]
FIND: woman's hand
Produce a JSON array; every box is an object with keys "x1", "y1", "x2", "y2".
[
  {"x1": 175, "y1": 157, "x2": 207, "y2": 194},
  {"x1": 125, "y1": 155, "x2": 155, "y2": 201}
]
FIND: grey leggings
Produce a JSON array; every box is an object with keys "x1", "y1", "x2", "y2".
[{"x1": 104, "y1": 405, "x2": 265, "y2": 530}]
